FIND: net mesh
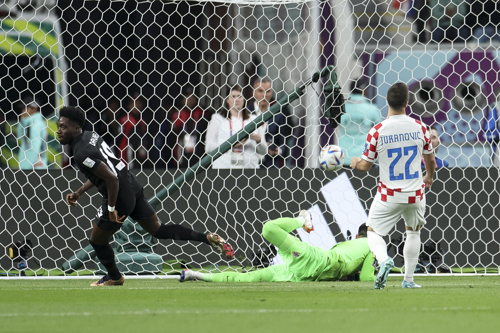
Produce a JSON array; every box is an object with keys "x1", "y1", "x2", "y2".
[{"x1": 1, "y1": 0, "x2": 499, "y2": 277}]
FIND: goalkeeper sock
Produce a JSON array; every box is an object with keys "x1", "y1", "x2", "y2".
[
  {"x1": 155, "y1": 223, "x2": 209, "y2": 245},
  {"x1": 367, "y1": 231, "x2": 389, "y2": 263},
  {"x1": 90, "y1": 241, "x2": 122, "y2": 280},
  {"x1": 403, "y1": 230, "x2": 421, "y2": 283}
]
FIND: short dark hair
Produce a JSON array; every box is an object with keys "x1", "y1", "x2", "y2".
[
  {"x1": 387, "y1": 82, "x2": 409, "y2": 111},
  {"x1": 253, "y1": 76, "x2": 272, "y2": 87},
  {"x1": 60, "y1": 106, "x2": 86, "y2": 128},
  {"x1": 357, "y1": 223, "x2": 368, "y2": 238}
]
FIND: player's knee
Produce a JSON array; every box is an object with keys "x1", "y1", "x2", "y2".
[
  {"x1": 89, "y1": 241, "x2": 114, "y2": 262},
  {"x1": 90, "y1": 240, "x2": 106, "y2": 252},
  {"x1": 137, "y1": 214, "x2": 161, "y2": 235},
  {"x1": 262, "y1": 221, "x2": 275, "y2": 241}
]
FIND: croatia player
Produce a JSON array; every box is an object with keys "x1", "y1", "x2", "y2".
[{"x1": 350, "y1": 83, "x2": 436, "y2": 289}]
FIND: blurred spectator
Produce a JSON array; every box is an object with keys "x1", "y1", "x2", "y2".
[
  {"x1": 16, "y1": 99, "x2": 48, "y2": 169},
  {"x1": 430, "y1": 0, "x2": 469, "y2": 43},
  {"x1": 155, "y1": 101, "x2": 175, "y2": 169},
  {"x1": 117, "y1": 94, "x2": 151, "y2": 169},
  {"x1": 412, "y1": 0, "x2": 431, "y2": 43},
  {"x1": 0, "y1": 112, "x2": 6, "y2": 168},
  {"x1": 169, "y1": 89, "x2": 211, "y2": 168},
  {"x1": 468, "y1": 0, "x2": 500, "y2": 44},
  {"x1": 96, "y1": 97, "x2": 122, "y2": 150},
  {"x1": 421, "y1": 126, "x2": 449, "y2": 168},
  {"x1": 248, "y1": 77, "x2": 292, "y2": 168},
  {"x1": 338, "y1": 80, "x2": 382, "y2": 166},
  {"x1": 205, "y1": 85, "x2": 267, "y2": 169},
  {"x1": 484, "y1": 94, "x2": 500, "y2": 167}
]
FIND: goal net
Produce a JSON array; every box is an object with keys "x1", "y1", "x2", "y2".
[{"x1": 1, "y1": 0, "x2": 499, "y2": 278}]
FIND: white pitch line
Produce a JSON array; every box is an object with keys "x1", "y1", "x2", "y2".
[
  {"x1": 1, "y1": 273, "x2": 499, "y2": 280},
  {"x1": 1, "y1": 282, "x2": 499, "y2": 291},
  {"x1": 0, "y1": 306, "x2": 492, "y2": 318}
]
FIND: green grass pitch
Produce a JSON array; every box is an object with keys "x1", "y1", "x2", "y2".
[{"x1": 1, "y1": 276, "x2": 499, "y2": 333}]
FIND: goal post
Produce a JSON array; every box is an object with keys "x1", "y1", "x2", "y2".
[{"x1": 1, "y1": 0, "x2": 500, "y2": 278}]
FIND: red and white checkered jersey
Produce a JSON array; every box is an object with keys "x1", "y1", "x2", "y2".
[{"x1": 361, "y1": 114, "x2": 433, "y2": 203}]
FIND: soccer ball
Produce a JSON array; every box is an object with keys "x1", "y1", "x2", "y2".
[{"x1": 319, "y1": 145, "x2": 345, "y2": 171}]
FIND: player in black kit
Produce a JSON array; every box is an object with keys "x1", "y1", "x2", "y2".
[{"x1": 56, "y1": 106, "x2": 234, "y2": 286}]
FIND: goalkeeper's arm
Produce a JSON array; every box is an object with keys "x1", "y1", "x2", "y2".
[{"x1": 359, "y1": 253, "x2": 376, "y2": 282}]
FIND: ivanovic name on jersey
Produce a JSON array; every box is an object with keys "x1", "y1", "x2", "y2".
[{"x1": 379, "y1": 131, "x2": 421, "y2": 146}]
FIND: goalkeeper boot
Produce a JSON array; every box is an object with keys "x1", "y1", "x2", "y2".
[
  {"x1": 374, "y1": 258, "x2": 394, "y2": 290},
  {"x1": 179, "y1": 269, "x2": 199, "y2": 282},
  {"x1": 90, "y1": 274, "x2": 125, "y2": 287},
  {"x1": 207, "y1": 233, "x2": 235, "y2": 259},
  {"x1": 401, "y1": 280, "x2": 422, "y2": 289},
  {"x1": 298, "y1": 210, "x2": 314, "y2": 233}
]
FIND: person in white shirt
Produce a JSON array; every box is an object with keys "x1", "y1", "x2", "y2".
[
  {"x1": 205, "y1": 85, "x2": 267, "y2": 169},
  {"x1": 350, "y1": 82, "x2": 436, "y2": 290}
]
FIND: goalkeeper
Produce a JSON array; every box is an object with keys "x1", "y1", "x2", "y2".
[{"x1": 180, "y1": 210, "x2": 376, "y2": 283}]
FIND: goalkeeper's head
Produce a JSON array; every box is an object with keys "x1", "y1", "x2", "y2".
[
  {"x1": 356, "y1": 223, "x2": 368, "y2": 238},
  {"x1": 57, "y1": 106, "x2": 85, "y2": 146}
]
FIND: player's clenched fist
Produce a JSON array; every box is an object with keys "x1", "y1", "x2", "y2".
[
  {"x1": 66, "y1": 192, "x2": 80, "y2": 206},
  {"x1": 350, "y1": 156, "x2": 361, "y2": 169}
]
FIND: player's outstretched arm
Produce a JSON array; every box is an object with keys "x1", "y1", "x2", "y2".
[
  {"x1": 359, "y1": 253, "x2": 376, "y2": 282},
  {"x1": 66, "y1": 180, "x2": 94, "y2": 206}
]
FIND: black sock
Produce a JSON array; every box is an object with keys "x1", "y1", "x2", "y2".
[
  {"x1": 155, "y1": 224, "x2": 209, "y2": 245},
  {"x1": 90, "y1": 241, "x2": 121, "y2": 280}
]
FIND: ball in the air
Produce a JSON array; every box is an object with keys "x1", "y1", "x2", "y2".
[{"x1": 319, "y1": 144, "x2": 345, "y2": 171}]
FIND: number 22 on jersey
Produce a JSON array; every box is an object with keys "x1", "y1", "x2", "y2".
[{"x1": 387, "y1": 145, "x2": 418, "y2": 181}]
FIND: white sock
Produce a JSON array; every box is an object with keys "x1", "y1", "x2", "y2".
[
  {"x1": 295, "y1": 217, "x2": 305, "y2": 227},
  {"x1": 367, "y1": 231, "x2": 389, "y2": 263},
  {"x1": 403, "y1": 230, "x2": 421, "y2": 283}
]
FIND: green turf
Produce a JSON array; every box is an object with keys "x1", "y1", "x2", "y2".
[{"x1": 1, "y1": 276, "x2": 499, "y2": 333}]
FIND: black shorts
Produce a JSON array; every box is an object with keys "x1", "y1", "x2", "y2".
[{"x1": 94, "y1": 187, "x2": 156, "y2": 233}]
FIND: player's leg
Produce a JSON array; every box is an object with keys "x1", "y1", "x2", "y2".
[
  {"x1": 131, "y1": 196, "x2": 234, "y2": 258},
  {"x1": 89, "y1": 221, "x2": 124, "y2": 286},
  {"x1": 366, "y1": 198, "x2": 402, "y2": 289},
  {"x1": 261, "y1": 210, "x2": 312, "y2": 251},
  {"x1": 180, "y1": 266, "x2": 281, "y2": 283},
  {"x1": 137, "y1": 213, "x2": 209, "y2": 243},
  {"x1": 401, "y1": 198, "x2": 426, "y2": 289},
  {"x1": 366, "y1": 199, "x2": 402, "y2": 262}
]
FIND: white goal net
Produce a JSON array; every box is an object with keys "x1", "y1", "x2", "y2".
[{"x1": 1, "y1": 0, "x2": 499, "y2": 278}]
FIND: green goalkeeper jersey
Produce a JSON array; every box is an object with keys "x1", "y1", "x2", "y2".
[
  {"x1": 318, "y1": 237, "x2": 376, "y2": 281},
  {"x1": 278, "y1": 236, "x2": 376, "y2": 282}
]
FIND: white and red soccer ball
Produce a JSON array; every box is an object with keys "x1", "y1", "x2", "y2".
[{"x1": 319, "y1": 144, "x2": 345, "y2": 171}]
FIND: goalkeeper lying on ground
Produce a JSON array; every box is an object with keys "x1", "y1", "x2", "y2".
[{"x1": 180, "y1": 210, "x2": 376, "y2": 282}]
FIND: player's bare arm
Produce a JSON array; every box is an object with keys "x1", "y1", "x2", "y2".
[
  {"x1": 66, "y1": 180, "x2": 94, "y2": 206},
  {"x1": 350, "y1": 156, "x2": 374, "y2": 172},
  {"x1": 422, "y1": 153, "x2": 436, "y2": 188},
  {"x1": 91, "y1": 162, "x2": 125, "y2": 223}
]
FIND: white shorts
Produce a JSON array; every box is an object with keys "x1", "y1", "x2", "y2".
[{"x1": 366, "y1": 196, "x2": 426, "y2": 236}]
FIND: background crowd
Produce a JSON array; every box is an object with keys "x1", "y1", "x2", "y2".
[{"x1": 1, "y1": 0, "x2": 500, "y2": 170}]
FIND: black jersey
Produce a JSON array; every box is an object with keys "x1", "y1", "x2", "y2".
[{"x1": 72, "y1": 131, "x2": 142, "y2": 200}]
